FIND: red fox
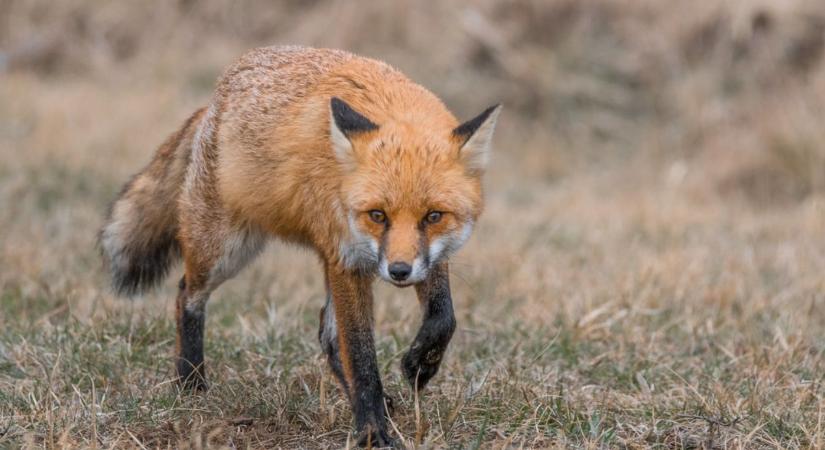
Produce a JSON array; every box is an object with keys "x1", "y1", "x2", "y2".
[{"x1": 100, "y1": 45, "x2": 499, "y2": 446}]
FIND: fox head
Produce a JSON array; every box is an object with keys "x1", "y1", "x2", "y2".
[{"x1": 331, "y1": 97, "x2": 500, "y2": 286}]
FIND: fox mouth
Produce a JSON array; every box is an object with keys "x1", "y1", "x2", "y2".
[{"x1": 379, "y1": 271, "x2": 423, "y2": 287}]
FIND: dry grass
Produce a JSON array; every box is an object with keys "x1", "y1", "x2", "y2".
[{"x1": 2, "y1": 0, "x2": 825, "y2": 448}]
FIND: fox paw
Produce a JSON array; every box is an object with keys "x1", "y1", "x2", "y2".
[
  {"x1": 178, "y1": 370, "x2": 209, "y2": 392},
  {"x1": 356, "y1": 426, "x2": 395, "y2": 448},
  {"x1": 401, "y1": 346, "x2": 444, "y2": 391}
]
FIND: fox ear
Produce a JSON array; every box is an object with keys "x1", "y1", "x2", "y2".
[
  {"x1": 453, "y1": 104, "x2": 501, "y2": 173},
  {"x1": 330, "y1": 97, "x2": 378, "y2": 167}
]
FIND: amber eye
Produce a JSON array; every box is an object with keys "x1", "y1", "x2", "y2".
[
  {"x1": 425, "y1": 211, "x2": 443, "y2": 224},
  {"x1": 369, "y1": 210, "x2": 387, "y2": 224}
]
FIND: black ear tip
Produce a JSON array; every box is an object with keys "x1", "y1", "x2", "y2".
[
  {"x1": 330, "y1": 97, "x2": 355, "y2": 118},
  {"x1": 330, "y1": 97, "x2": 349, "y2": 118},
  {"x1": 453, "y1": 103, "x2": 502, "y2": 140},
  {"x1": 330, "y1": 97, "x2": 378, "y2": 134},
  {"x1": 482, "y1": 103, "x2": 502, "y2": 119}
]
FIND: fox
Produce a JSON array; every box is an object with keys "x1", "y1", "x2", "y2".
[{"x1": 100, "y1": 45, "x2": 500, "y2": 447}]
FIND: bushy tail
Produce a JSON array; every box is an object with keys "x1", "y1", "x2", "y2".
[{"x1": 100, "y1": 108, "x2": 205, "y2": 296}]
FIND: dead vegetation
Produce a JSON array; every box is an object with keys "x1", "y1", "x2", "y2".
[{"x1": 1, "y1": 0, "x2": 825, "y2": 448}]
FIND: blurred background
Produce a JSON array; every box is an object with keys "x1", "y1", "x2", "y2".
[
  {"x1": 2, "y1": 0, "x2": 825, "y2": 447},
  {"x1": 4, "y1": 0, "x2": 825, "y2": 200},
  {"x1": 4, "y1": 0, "x2": 825, "y2": 323}
]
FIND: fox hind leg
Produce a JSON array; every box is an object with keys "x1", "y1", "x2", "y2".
[
  {"x1": 175, "y1": 223, "x2": 265, "y2": 391},
  {"x1": 176, "y1": 276, "x2": 209, "y2": 391}
]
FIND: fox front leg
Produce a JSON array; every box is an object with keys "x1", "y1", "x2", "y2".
[
  {"x1": 320, "y1": 292, "x2": 397, "y2": 419},
  {"x1": 402, "y1": 262, "x2": 457, "y2": 391},
  {"x1": 326, "y1": 266, "x2": 394, "y2": 447},
  {"x1": 319, "y1": 291, "x2": 349, "y2": 396}
]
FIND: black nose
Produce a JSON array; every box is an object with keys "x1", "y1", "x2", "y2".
[{"x1": 388, "y1": 262, "x2": 412, "y2": 281}]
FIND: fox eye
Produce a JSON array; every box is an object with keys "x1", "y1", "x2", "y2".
[
  {"x1": 425, "y1": 211, "x2": 443, "y2": 224},
  {"x1": 368, "y1": 210, "x2": 387, "y2": 224}
]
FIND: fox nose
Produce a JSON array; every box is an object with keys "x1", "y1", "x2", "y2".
[{"x1": 388, "y1": 262, "x2": 412, "y2": 281}]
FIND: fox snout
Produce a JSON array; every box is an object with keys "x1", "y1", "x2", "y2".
[
  {"x1": 379, "y1": 257, "x2": 426, "y2": 286},
  {"x1": 381, "y1": 257, "x2": 427, "y2": 286},
  {"x1": 379, "y1": 221, "x2": 428, "y2": 286},
  {"x1": 388, "y1": 262, "x2": 412, "y2": 281}
]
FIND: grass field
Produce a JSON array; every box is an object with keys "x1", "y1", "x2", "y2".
[{"x1": 2, "y1": 1, "x2": 825, "y2": 448}]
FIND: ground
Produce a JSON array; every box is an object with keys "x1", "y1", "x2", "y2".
[{"x1": 1, "y1": 1, "x2": 824, "y2": 448}]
